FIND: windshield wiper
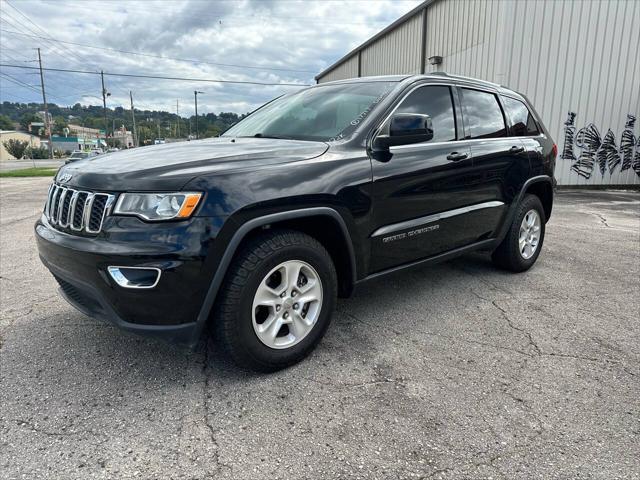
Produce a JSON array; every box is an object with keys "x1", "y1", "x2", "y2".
[{"x1": 248, "y1": 133, "x2": 291, "y2": 140}]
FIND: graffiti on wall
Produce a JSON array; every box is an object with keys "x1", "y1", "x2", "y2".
[{"x1": 561, "y1": 112, "x2": 640, "y2": 180}]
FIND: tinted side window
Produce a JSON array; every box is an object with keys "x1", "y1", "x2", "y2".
[
  {"x1": 395, "y1": 86, "x2": 456, "y2": 142},
  {"x1": 461, "y1": 88, "x2": 507, "y2": 139},
  {"x1": 502, "y1": 96, "x2": 540, "y2": 136}
]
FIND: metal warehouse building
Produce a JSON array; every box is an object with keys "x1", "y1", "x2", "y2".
[{"x1": 316, "y1": 0, "x2": 640, "y2": 187}]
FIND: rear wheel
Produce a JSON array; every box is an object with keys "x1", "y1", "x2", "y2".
[
  {"x1": 492, "y1": 194, "x2": 546, "y2": 272},
  {"x1": 215, "y1": 229, "x2": 337, "y2": 372}
]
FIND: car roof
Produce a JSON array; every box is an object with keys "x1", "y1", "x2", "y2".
[{"x1": 317, "y1": 73, "x2": 525, "y2": 100}]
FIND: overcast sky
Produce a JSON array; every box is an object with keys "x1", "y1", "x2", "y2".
[{"x1": 0, "y1": 0, "x2": 421, "y2": 116}]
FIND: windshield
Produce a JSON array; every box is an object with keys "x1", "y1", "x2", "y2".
[
  {"x1": 222, "y1": 81, "x2": 397, "y2": 142},
  {"x1": 70, "y1": 152, "x2": 88, "y2": 159}
]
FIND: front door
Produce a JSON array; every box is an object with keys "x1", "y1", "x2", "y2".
[{"x1": 369, "y1": 84, "x2": 478, "y2": 273}]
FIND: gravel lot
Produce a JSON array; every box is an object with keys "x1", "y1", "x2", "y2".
[{"x1": 1, "y1": 177, "x2": 639, "y2": 480}]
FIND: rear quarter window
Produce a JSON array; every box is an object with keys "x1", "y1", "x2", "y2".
[{"x1": 502, "y1": 96, "x2": 540, "y2": 136}]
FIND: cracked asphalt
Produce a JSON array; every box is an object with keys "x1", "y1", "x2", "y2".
[{"x1": 1, "y1": 178, "x2": 639, "y2": 479}]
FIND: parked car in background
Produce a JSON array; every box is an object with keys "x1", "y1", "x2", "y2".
[
  {"x1": 37, "y1": 73, "x2": 556, "y2": 372},
  {"x1": 64, "y1": 150, "x2": 99, "y2": 164}
]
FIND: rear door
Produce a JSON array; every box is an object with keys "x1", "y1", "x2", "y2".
[
  {"x1": 369, "y1": 83, "x2": 476, "y2": 273},
  {"x1": 501, "y1": 95, "x2": 547, "y2": 177},
  {"x1": 458, "y1": 87, "x2": 530, "y2": 228}
]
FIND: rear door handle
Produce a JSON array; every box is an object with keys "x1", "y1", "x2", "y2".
[
  {"x1": 509, "y1": 145, "x2": 525, "y2": 154},
  {"x1": 447, "y1": 152, "x2": 468, "y2": 161}
]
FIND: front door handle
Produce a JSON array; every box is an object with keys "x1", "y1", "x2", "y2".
[
  {"x1": 509, "y1": 145, "x2": 525, "y2": 154},
  {"x1": 447, "y1": 152, "x2": 468, "y2": 161}
]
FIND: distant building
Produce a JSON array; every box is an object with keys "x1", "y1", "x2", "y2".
[
  {"x1": 0, "y1": 130, "x2": 41, "y2": 160},
  {"x1": 111, "y1": 127, "x2": 134, "y2": 148}
]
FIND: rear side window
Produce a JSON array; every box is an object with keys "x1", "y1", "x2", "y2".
[
  {"x1": 502, "y1": 96, "x2": 540, "y2": 136},
  {"x1": 460, "y1": 88, "x2": 507, "y2": 139},
  {"x1": 395, "y1": 85, "x2": 456, "y2": 142}
]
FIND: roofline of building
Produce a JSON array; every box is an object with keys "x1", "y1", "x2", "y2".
[{"x1": 314, "y1": 0, "x2": 435, "y2": 81}]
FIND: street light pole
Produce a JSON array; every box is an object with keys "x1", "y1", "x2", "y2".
[{"x1": 194, "y1": 90, "x2": 204, "y2": 139}]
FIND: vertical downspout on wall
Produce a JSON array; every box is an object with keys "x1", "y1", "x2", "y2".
[{"x1": 420, "y1": 5, "x2": 428, "y2": 73}]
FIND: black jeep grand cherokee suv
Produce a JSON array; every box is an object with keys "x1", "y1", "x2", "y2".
[{"x1": 36, "y1": 73, "x2": 556, "y2": 371}]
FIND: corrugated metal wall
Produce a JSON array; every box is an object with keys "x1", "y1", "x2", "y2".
[
  {"x1": 317, "y1": 54, "x2": 359, "y2": 83},
  {"x1": 317, "y1": 0, "x2": 640, "y2": 186},
  {"x1": 360, "y1": 13, "x2": 424, "y2": 76},
  {"x1": 425, "y1": 0, "x2": 640, "y2": 186}
]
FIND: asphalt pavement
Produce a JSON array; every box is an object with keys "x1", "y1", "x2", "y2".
[{"x1": 1, "y1": 178, "x2": 638, "y2": 479}]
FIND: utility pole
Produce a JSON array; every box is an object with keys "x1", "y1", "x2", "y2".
[
  {"x1": 36, "y1": 48, "x2": 53, "y2": 159},
  {"x1": 129, "y1": 91, "x2": 138, "y2": 147},
  {"x1": 101, "y1": 71, "x2": 110, "y2": 149},
  {"x1": 176, "y1": 99, "x2": 180, "y2": 138},
  {"x1": 194, "y1": 90, "x2": 204, "y2": 139}
]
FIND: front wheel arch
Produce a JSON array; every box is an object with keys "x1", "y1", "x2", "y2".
[{"x1": 190, "y1": 207, "x2": 356, "y2": 347}]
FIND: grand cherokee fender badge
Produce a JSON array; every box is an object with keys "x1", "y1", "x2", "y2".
[
  {"x1": 58, "y1": 172, "x2": 73, "y2": 183},
  {"x1": 382, "y1": 224, "x2": 440, "y2": 243}
]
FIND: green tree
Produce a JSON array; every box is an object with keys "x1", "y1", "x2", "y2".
[
  {"x1": 3, "y1": 139, "x2": 29, "y2": 159},
  {"x1": 20, "y1": 113, "x2": 40, "y2": 132},
  {"x1": 53, "y1": 116, "x2": 68, "y2": 136},
  {"x1": 25, "y1": 146, "x2": 49, "y2": 159},
  {"x1": 0, "y1": 114, "x2": 14, "y2": 130}
]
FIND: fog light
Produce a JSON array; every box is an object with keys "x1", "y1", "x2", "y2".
[{"x1": 108, "y1": 266, "x2": 161, "y2": 289}]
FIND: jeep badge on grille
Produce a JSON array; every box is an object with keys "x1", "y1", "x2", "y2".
[{"x1": 58, "y1": 173, "x2": 72, "y2": 183}]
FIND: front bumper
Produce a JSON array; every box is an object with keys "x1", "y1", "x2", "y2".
[{"x1": 35, "y1": 214, "x2": 224, "y2": 347}]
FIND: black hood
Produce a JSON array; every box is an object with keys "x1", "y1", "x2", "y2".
[{"x1": 57, "y1": 137, "x2": 329, "y2": 191}]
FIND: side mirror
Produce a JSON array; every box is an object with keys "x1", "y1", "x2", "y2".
[{"x1": 375, "y1": 113, "x2": 434, "y2": 149}]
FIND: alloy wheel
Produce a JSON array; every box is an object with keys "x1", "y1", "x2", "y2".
[
  {"x1": 519, "y1": 209, "x2": 541, "y2": 260},
  {"x1": 251, "y1": 260, "x2": 323, "y2": 349}
]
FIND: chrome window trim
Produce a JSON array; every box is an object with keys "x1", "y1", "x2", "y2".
[{"x1": 371, "y1": 201, "x2": 505, "y2": 237}]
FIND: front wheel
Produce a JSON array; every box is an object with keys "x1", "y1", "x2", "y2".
[
  {"x1": 492, "y1": 194, "x2": 546, "y2": 272},
  {"x1": 215, "y1": 230, "x2": 337, "y2": 372}
]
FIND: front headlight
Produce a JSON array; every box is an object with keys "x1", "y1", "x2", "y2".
[{"x1": 114, "y1": 192, "x2": 202, "y2": 221}]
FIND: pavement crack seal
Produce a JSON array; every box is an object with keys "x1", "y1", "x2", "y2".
[
  {"x1": 594, "y1": 213, "x2": 611, "y2": 227},
  {"x1": 341, "y1": 310, "x2": 534, "y2": 358},
  {"x1": 491, "y1": 300, "x2": 542, "y2": 356},
  {"x1": 201, "y1": 341, "x2": 232, "y2": 477}
]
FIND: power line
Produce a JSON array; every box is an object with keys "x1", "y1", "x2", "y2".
[
  {"x1": 0, "y1": 64, "x2": 310, "y2": 87},
  {"x1": 0, "y1": 28, "x2": 316, "y2": 74},
  {"x1": 3, "y1": 0, "x2": 97, "y2": 67},
  {"x1": 0, "y1": 73, "x2": 41, "y2": 94}
]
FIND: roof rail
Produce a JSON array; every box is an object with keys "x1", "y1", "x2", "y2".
[{"x1": 427, "y1": 71, "x2": 502, "y2": 88}]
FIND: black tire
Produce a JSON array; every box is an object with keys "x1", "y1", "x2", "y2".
[
  {"x1": 214, "y1": 229, "x2": 337, "y2": 372},
  {"x1": 492, "y1": 194, "x2": 546, "y2": 272}
]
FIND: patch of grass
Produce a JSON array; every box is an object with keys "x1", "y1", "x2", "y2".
[{"x1": 0, "y1": 167, "x2": 58, "y2": 178}]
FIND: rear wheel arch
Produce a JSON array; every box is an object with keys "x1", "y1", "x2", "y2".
[{"x1": 522, "y1": 176, "x2": 553, "y2": 222}]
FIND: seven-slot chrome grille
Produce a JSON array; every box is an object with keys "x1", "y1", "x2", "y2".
[{"x1": 44, "y1": 183, "x2": 115, "y2": 234}]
